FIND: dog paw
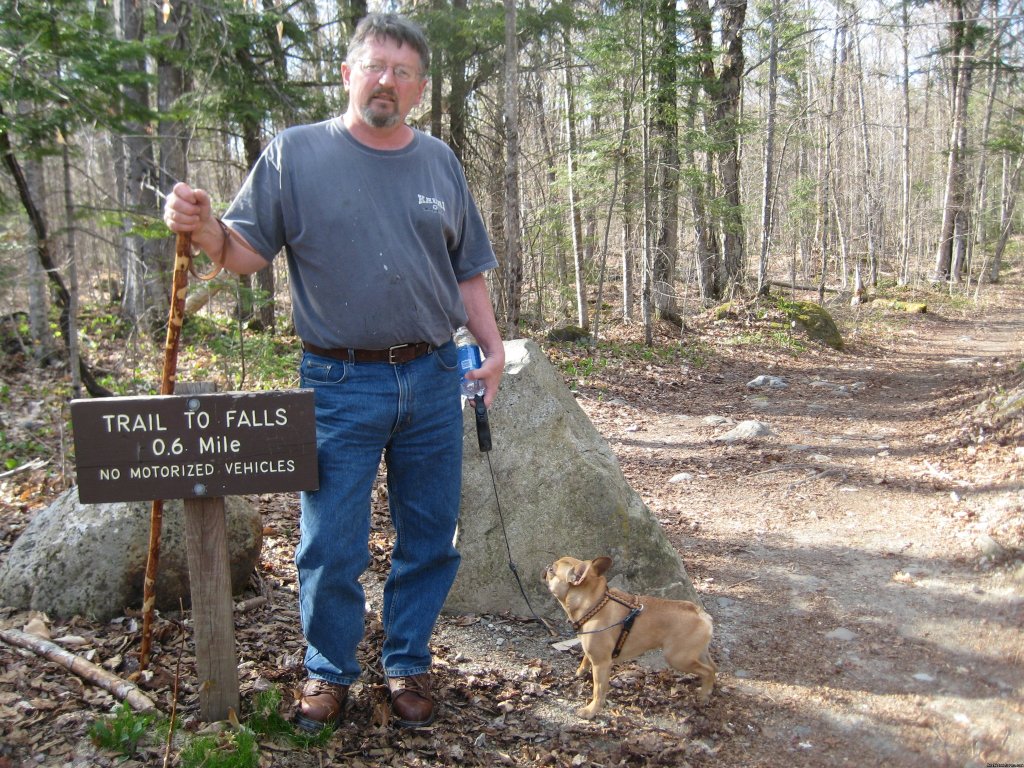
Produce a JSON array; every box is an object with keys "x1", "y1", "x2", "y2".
[{"x1": 578, "y1": 705, "x2": 599, "y2": 720}]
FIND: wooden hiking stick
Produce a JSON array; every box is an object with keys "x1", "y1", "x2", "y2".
[
  {"x1": 139, "y1": 231, "x2": 223, "y2": 669},
  {"x1": 138, "y1": 232, "x2": 192, "y2": 669}
]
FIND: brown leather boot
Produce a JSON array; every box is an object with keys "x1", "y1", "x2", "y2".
[
  {"x1": 386, "y1": 673, "x2": 434, "y2": 727},
  {"x1": 294, "y1": 679, "x2": 349, "y2": 732}
]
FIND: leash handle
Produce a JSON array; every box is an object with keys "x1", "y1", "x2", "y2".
[{"x1": 473, "y1": 393, "x2": 491, "y2": 452}]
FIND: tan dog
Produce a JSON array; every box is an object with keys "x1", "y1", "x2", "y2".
[{"x1": 544, "y1": 555, "x2": 716, "y2": 718}]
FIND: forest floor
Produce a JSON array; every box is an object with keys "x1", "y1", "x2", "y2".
[{"x1": 0, "y1": 263, "x2": 1022, "y2": 768}]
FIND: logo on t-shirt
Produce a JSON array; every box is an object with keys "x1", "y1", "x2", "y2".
[{"x1": 417, "y1": 194, "x2": 446, "y2": 213}]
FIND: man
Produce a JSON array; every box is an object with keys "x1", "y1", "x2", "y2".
[{"x1": 163, "y1": 13, "x2": 504, "y2": 731}]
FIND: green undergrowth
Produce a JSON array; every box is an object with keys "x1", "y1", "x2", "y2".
[
  {"x1": 547, "y1": 336, "x2": 713, "y2": 390},
  {"x1": 88, "y1": 688, "x2": 331, "y2": 766}
]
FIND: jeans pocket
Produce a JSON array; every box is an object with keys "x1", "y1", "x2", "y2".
[
  {"x1": 432, "y1": 339, "x2": 458, "y2": 372},
  {"x1": 301, "y1": 354, "x2": 348, "y2": 386}
]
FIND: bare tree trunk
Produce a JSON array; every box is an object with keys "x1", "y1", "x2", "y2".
[
  {"x1": 448, "y1": 0, "x2": 469, "y2": 164},
  {"x1": 530, "y1": 59, "x2": 566, "y2": 319},
  {"x1": 241, "y1": 105, "x2": 274, "y2": 332},
  {"x1": 652, "y1": 0, "x2": 680, "y2": 320},
  {"x1": 933, "y1": 0, "x2": 978, "y2": 283},
  {"x1": 225, "y1": 1, "x2": 298, "y2": 333},
  {"x1": 119, "y1": 0, "x2": 159, "y2": 331},
  {"x1": 830, "y1": 174, "x2": 850, "y2": 289},
  {"x1": 757, "y1": 0, "x2": 780, "y2": 295},
  {"x1": 899, "y1": 0, "x2": 913, "y2": 285},
  {"x1": 969, "y1": 0, "x2": 1012, "y2": 284},
  {"x1": 62, "y1": 142, "x2": 82, "y2": 399},
  {"x1": 990, "y1": 136, "x2": 1023, "y2": 282},
  {"x1": 716, "y1": 0, "x2": 748, "y2": 291},
  {"x1": 621, "y1": 96, "x2": 636, "y2": 322},
  {"x1": 562, "y1": 30, "x2": 588, "y2": 329},
  {"x1": 430, "y1": 0, "x2": 444, "y2": 140},
  {"x1": 853, "y1": 13, "x2": 878, "y2": 286},
  {"x1": 21, "y1": 134, "x2": 54, "y2": 359},
  {"x1": 157, "y1": 0, "x2": 191, "y2": 322},
  {"x1": 639, "y1": 8, "x2": 653, "y2": 346},
  {"x1": 593, "y1": 103, "x2": 630, "y2": 345},
  {"x1": 501, "y1": 0, "x2": 522, "y2": 335},
  {"x1": 687, "y1": 0, "x2": 722, "y2": 302},
  {"x1": 688, "y1": 0, "x2": 746, "y2": 299},
  {"x1": 818, "y1": 24, "x2": 840, "y2": 302}
]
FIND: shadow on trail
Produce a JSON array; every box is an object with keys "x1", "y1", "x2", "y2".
[{"x1": 689, "y1": 530, "x2": 1022, "y2": 698}]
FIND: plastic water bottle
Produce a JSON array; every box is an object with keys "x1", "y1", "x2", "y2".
[{"x1": 454, "y1": 326, "x2": 485, "y2": 398}]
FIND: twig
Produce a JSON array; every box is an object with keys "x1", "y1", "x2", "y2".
[
  {"x1": 746, "y1": 463, "x2": 852, "y2": 480},
  {"x1": 235, "y1": 595, "x2": 268, "y2": 613},
  {"x1": 0, "y1": 458, "x2": 50, "y2": 479},
  {"x1": 746, "y1": 462, "x2": 814, "y2": 477},
  {"x1": 0, "y1": 627, "x2": 155, "y2": 712},
  {"x1": 725, "y1": 576, "x2": 759, "y2": 589},
  {"x1": 787, "y1": 467, "x2": 848, "y2": 488},
  {"x1": 163, "y1": 603, "x2": 186, "y2": 768}
]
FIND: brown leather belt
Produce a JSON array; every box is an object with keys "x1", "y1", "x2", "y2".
[{"x1": 302, "y1": 340, "x2": 434, "y2": 365}]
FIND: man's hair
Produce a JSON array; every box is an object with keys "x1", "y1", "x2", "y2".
[{"x1": 347, "y1": 13, "x2": 430, "y2": 76}]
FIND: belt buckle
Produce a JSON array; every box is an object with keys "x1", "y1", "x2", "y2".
[{"x1": 387, "y1": 343, "x2": 409, "y2": 364}]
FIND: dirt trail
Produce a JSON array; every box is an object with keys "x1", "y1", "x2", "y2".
[
  {"x1": 1, "y1": 282, "x2": 1022, "y2": 768},
  {"x1": 572, "y1": 291, "x2": 1024, "y2": 767}
]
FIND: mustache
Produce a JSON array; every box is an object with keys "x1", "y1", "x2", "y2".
[{"x1": 370, "y1": 86, "x2": 397, "y2": 100}]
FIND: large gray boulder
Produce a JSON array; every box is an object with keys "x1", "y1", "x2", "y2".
[
  {"x1": 0, "y1": 488, "x2": 262, "y2": 620},
  {"x1": 446, "y1": 339, "x2": 699, "y2": 619}
]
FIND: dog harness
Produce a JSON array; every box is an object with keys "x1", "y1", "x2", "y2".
[{"x1": 571, "y1": 590, "x2": 645, "y2": 659}]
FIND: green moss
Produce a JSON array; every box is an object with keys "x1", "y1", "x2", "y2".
[
  {"x1": 765, "y1": 295, "x2": 844, "y2": 350},
  {"x1": 872, "y1": 298, "x2": 928, "y2": 314}
]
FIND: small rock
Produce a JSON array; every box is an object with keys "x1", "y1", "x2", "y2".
[
  {"x1": 713, "y1": 420, "x2": 773, "y2": 443},
  {"x1": 976, "y1": 534, "x2": 1005, "y2": 558},
  {"x1": 552, "y1": 638, "x2": 581, "y2": 652},
  {"x1": 825, "y1": 627, "x2": 858, "y2": 642},
  {"x1": 669, "y1": 472, "x2": 694, "y2": 484},
  {"x1": 912, "y1": 672, "x2": 936, "y2": 682},
  {"x1": 747, "y1": 375, "x2": 788, "y2": 390},
  {"x1": 703, "y1": 415, "x2": 733, "y2": 426}
]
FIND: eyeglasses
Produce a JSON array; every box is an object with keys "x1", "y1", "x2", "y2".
[{"x1": 359, "y1": 61, "x2": 422, "y2": 84}]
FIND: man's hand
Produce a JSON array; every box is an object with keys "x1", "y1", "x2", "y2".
[
  {"x1": 164, "y1": 182, "x2": 213, "y2": 235},
  {"x1": 163, "y1": 182, "x2": 269, "y2": 276}
]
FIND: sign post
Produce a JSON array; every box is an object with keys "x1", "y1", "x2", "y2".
[{"x1": 71, "y1": 386, "x2": 317, "y2": 721}]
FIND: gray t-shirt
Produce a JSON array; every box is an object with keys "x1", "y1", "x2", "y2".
[{"x1": 223, "y1": 118, "x2": 497, "y2": 350}]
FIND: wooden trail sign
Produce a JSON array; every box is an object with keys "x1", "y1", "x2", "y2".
[
  {"x1": 71, "y1": 389, "x2": 318, "y2": 503},
  {"x1": 70, "y1": 386, "x2": 318, "y2": 722}
]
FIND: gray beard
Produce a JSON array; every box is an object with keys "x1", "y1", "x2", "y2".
[{"x1": 361, "y1": 104, "x2": 401, "y2": 129}]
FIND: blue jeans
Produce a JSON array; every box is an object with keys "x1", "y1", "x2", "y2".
[{"x1": 296, "y1": 340, "x2": 463, "y2": 685}]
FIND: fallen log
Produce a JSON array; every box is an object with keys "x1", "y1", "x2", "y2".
[{"x1": 0, "y1": 627, "x2": 156, "y2": 712}]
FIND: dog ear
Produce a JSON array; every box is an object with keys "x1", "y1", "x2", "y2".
[
  {"x1": 568, "y1": 561, "x2": 591, "y2": 585},
  {"x1": 592, "y1": 556, "x2": 612, "y2": 576}
]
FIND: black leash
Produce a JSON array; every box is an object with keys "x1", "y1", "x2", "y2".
[{"x1": 473, "y1": 394, "x2": 555, "y2": 635}]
